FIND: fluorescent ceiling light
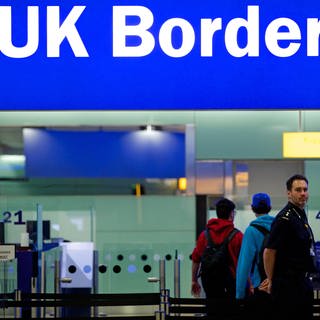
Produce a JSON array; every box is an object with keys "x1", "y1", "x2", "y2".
[{"x1": 0, "y1": 155, "x2": 25, "y2": 163}]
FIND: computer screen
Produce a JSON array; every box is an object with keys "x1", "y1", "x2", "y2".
[{"x1": 26, "y1": 220, "x2": 51, "y2": 242}]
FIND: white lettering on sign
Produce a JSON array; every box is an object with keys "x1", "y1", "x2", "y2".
[
  {"x1": 0, "y1": 6, "x2": 39, "y2": 58},
  {"x1": 159, "y1": 19, "x2": 195, "y2": 58},
  {"x1": 307, "y1": 19, "x2": 320, "y2": 56},
  {"x1": 112, "y1": 5, "x2": 320, "y2": 58},
  {"x1": 265, "y1": 18, "x2": 301, "y2": 57},
  {"x1": 0, "y1": 5, "x2": 320, "y2": 59},
  {"x1": 47, "y1": 6, "x2": 88, "y2": 57},
  {"x1": 0, "y1": 6, "x2": 88, "y2": 58},
  {"x1": 224, "y1": 6, "x2": 259, "y2": 57},
  {"x1": 113, "y1": 6, "x2": 155, "y2": 57}
]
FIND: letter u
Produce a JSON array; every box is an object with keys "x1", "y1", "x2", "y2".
[{"x1": 0, "y1": 6, "x2": 39, "y2": 58}]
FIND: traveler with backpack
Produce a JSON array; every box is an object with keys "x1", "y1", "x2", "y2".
[
  {"x1": 235, "y1": 193, "x2": 274, "y2": 319},
  {"x1": 191, "y1": 198, "x2": 243, "y2": 319}
]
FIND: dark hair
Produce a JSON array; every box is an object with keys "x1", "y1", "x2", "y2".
[
  {"x1": 286, "y1": 174, "x2": 308, "y2": 191},
  {"x1": 251, "y1": 204, "x2": 271, "y2": 215},
  {"x1": 215, "y1": 198, "x2": 235, "y2": 219}
]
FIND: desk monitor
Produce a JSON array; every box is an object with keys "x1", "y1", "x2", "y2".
[{"x1": 26, "y1": 220, "x2": 51, "y2": 242}]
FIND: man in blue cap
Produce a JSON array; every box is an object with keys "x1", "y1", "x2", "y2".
[{"x1": 236, "y1": 193, "x2": 274, "y2": 318}]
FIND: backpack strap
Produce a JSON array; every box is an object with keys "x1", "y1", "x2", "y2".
[
  {"x1": 250, "y1": 224, "x2": 269, "y2": 236},
  {"x1": 225, "y1": 228, "x2": 240, "y2": 244},
  {"x1": 205, "y1": 228, "x2": 239, "y2": 248},
  {"x1": 204, "y1": 228, "x2": 215, "y2": 247}
]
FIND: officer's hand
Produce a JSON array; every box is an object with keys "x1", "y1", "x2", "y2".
[{"x1": 258, "y1": 278, "x2": 271, "y2": 294}]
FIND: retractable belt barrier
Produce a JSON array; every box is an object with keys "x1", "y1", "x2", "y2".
[
  {"x1": 0, "y1": 292, "x2": 160, "y2": 319},
  {"x1": 166, "y1": 296, "x2": 320, "y2": 320},
  {"x1": 167, "y1": 297, "x2": 207, "y2": 320},
  {"x1": 1, "y1": 292, "x2": 320, "y2": 319}
]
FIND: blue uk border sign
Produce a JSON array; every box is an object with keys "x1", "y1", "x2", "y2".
[{"x1": 1, "y1": 0, "x2": 320, "y2": 110}]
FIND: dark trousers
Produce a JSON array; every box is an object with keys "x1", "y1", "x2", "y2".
[
  {"x1": 205, "y1": 297, "x2": 240, "y2": 320},
  {"x1": 201, "y1": 273, "x2": 238, "y2": 320},
  {"x1": 243, "y1": 289, "x2": 272, "y2": 320},
  {"x1": 271, "y1": 275, "x2": 313, "y2": 320}
]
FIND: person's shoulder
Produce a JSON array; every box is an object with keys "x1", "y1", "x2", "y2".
[
  {"x1": 242, "y1": 224, "x2": 258, "y2": 241},
  {"x1": 275, "y1": 204, "x2": 295, "y2": 222},
  {"x1": 249, "y1": 214, "x2": 273, "y2": 228},
  {"x1": 247, "y1": 220, "x2": 260, "y2": 231},
  {"x1": 230, "y1": 226, "x2": 242, "y2": 234},
  {"x1": 233, "y1": 228, "x2": 243, "y2": 240},
  {"x1": 206, "y1": 217, "x2": 218, "y2": 226},
  {"x1": 226, "y1": 227, "x2": 242, "y2": 240}
]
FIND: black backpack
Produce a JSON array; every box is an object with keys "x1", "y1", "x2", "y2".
[
  {"x1": 200, "y1": 228, "x2": 239, "y2": 278},
  {"x1": 250, "y1": 224, "x2": 270, "y2": 281}
]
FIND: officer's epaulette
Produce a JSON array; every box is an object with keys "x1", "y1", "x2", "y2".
[{"x1": 280, "y1": 209, "x2": 292, "y2": 221}]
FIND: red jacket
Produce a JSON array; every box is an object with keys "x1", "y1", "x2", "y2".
[{"x1": 192, "y1": 218, "x2": 243, "y2": 278}]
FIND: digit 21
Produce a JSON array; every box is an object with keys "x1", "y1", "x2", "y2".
[{"x1": 1, "y1": 210, "x2": 25, "y2": 225}]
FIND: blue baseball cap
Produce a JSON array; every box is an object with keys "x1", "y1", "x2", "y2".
[{"x1": 251, "y1": 193, "x2": 271, "y2": 208}]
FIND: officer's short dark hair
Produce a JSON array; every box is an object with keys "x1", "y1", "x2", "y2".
[
  {"x1": 216, "y1": 198, "x2": 235, "y2": 219},
  {"x1": 286, "y1": 174, "x2": 308, "y2": 191}
]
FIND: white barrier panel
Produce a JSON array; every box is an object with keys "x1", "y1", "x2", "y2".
[{"x1": 60, "y1": 242, "x2": 94, "y2": 288}]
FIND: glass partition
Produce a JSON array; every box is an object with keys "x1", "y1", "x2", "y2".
[
  {"x1": 0, "y1": 258, "x2": 17, "y2": 295},
  {"x1": 97, "y1": 242, "x2": 192, "y2": 296},
  {"x1": 0, "y1": 195, "x2": 195, "y2": 297},
  {"x1": 43, "y1": 246, "x2": 62, "y2": 294}
]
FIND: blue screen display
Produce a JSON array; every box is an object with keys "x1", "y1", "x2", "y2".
[
  {"x1": 23, "y1": 129, "x2": 185, "y2": 178},
  {"x1": 1, "y1": 0, "x2": 320, "y2": 110}
]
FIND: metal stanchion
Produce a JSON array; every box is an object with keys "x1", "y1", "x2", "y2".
[
  {"x1": 155, "y1": 309, "x2": 166, "y2": 320},
  {"x1": 150, "y1": 259, "x2": 168, "y2": 319},
  {"x1": 40, "y1": 251, "x2": 46, "y2": 318},
  {"x1": 54, "y1": 259, "x2": 61, "y2": 318},
  {"x1": 173, "y1": 251, "x2": 181, "y2": 318},
  {"x1": 36, "y1": 204, "x2": 43, "y2": 319},
  {"x1": 159, "y1": 259, "x2": 166, "y2": 292},
  {"x1": 92, "y1": 250, "x2": 99, "y2": 318},
  {"x1": 159, "y1": 260, "x2": 168, "y2": 319},
  {"x1": 160, "y1": 288, "x2": 170, "y2": 318},
  {"x1": 3, "y1": 261, "x2": 8, "y2": 297},
  {"x1": 14, "y1": 289, "x2": 22, "y2": 318},
  {"x1": 174, "y1": 251, "x2": 180, "y2": 299},
  {"x1": 31, "y1": 277, "x2": 37, "y2": 318},
  {"x1": 147, "y1": 259, "x2": 166, "y2": 291}
]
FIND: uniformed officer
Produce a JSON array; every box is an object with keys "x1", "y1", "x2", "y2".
[{"x1": 263, "y1": 174, "x2": 316, "y2": 319}]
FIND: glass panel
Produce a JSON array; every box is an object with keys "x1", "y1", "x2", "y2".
[
  {"x1": 98, "y1": 242, "x2": 192, "y2": 296},
  {"x1": 0, "y1": 195, "x2": 195, "y2": 297},
  {"x1": 0, "y1": 197, "x2": 93, "y2": 245},
  {"x1": 95, "y1": 195, "x2": 195, "y2": 296},
  {"x1": 0, "y1": 259, "x2": 17, "y2": 294},
  {"x1": 195, "y1": 110, "x2": 299, "y2": 159},
  {"x1": 43, "y1": 246, "x2": 61, "y2": 293}
]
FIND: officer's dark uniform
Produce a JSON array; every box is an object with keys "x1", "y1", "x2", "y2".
[{"x1": 267, "y1": 202, "x2": 315, "y2": 319}]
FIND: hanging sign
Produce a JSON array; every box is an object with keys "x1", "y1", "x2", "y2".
[
  {"x1": 1, "y1": 0, "x2": 320, "y2": 110},
  {"x1": 283, "y1": 132, "x2": 320, "y2": 158}
]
